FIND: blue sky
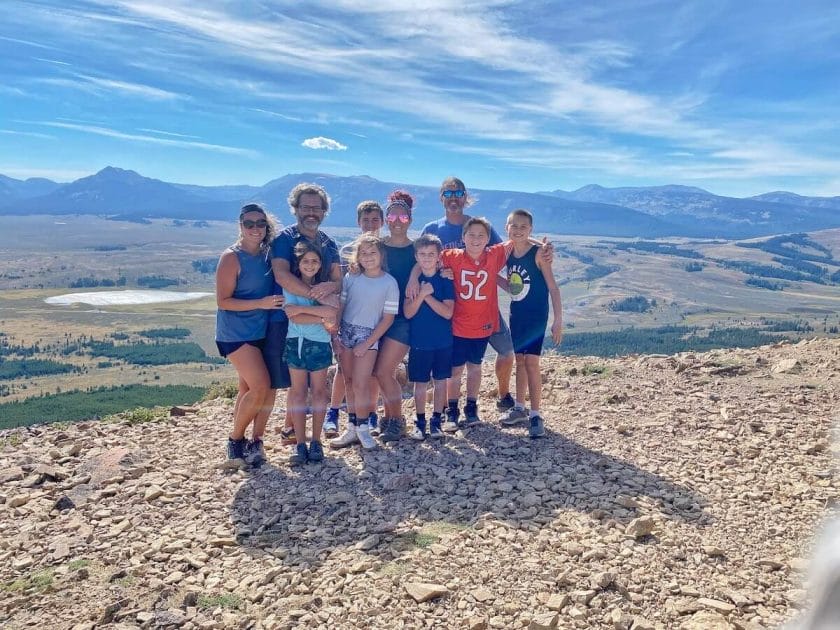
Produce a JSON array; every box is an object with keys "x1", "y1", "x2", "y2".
[{"x1": 1, "y1": 1, "x2": 839, "y2": 197}]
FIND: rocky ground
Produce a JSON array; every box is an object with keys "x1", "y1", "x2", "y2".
[{"x1": 1, "y1": 338, "x2": 838, "y2": 630}]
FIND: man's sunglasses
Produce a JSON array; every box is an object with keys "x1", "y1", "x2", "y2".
[
  {"x1": 441, "y1": 190, "x2": 466, "y2": 199},
  {"x1": 386, "y1": 213, "x2": 410, "y2": 223},
  {"x1": 241, "y1": 219, "x2": 268, "y2": 229}
]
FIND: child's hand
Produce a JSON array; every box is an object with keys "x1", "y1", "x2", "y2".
[
  {"x1": 419, "y1": 281, "x2": 434, "y2": 298},
  {"x1": 353, "y1": 342, "x2": 369, "y2": 358},
  {"x1": 551, "y1": 319, "x2": 563, "y2": 345},
  {"x1": 439, "y1": 267, "x2": 454, "y2": 280},
  {"x1": 322, "y1": 317, "x2": 338, "y2": 334}
]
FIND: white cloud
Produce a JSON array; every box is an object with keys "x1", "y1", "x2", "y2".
[
  {"x1": 302, "y1": 137, "x2": 348, "y2": 151},
  {"x1": 0, "y1": 129, "x2": 55, "y2": 140}
]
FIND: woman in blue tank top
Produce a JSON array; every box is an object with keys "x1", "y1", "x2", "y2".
[{"x1": 216, "y1": 203, "x2": 284, "y2": 465}]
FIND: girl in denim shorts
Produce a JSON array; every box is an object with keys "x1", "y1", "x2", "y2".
[
  {"x1": 330, "y1": 234, "x2": 399, "y2": 451},
  {"x1": 282, "y1": 241, "x2": 339, "y2": 465}
]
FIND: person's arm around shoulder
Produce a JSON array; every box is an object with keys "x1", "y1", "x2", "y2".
[
  {"x1": 537, "y1": 254, "x2": 563, "y2": 345},
  {"x1": 217, "y1": 250, "x2": 280, "y2": 311}
]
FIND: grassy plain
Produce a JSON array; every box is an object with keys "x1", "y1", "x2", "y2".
[{"x1": 1, "y1": 215, "x2": 839, "y2": 417}]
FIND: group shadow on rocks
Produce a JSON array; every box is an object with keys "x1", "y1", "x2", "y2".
[{"x1": 230, "y1": 420, "x2": 709, "y2": 569}]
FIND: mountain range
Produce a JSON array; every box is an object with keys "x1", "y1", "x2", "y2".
[{"x1": 2, "y1": 167, "x2": 839, "y2": 239}]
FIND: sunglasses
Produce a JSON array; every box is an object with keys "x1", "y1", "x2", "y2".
[
  {"x1": 241, "y1": 219, "x2": 268, "y2": 229},
  {"x1": 386, "y1": 212, "x2": 410, "y2": 223},
  {"x1": 441, "y1": 189, "x2": 466, "y2": 199}
]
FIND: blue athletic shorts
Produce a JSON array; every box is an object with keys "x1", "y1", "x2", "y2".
[
  {"x1": 263, "y1": 320, "x2": 292, "y2": 389},
  {"x1": 216, "y1": 338, "x2": 264, "y2": 358},
  {"x1": 408, "y1": 346, "x2": 453, "y2": 382},
  {"x1": 383, "y1": 317, "x2": 410, "y2": 346},
  {"x1": 451, "y1": 335, "x2": 490, "y2": 367}
]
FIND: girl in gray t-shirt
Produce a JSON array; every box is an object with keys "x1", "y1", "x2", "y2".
[{"x1": 330, "y1": 234, "x2": 399, "y2": 451}]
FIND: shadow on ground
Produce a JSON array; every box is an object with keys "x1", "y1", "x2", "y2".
[{"x1": 231, "y1": 420, "x2": 708, "y2": 568}]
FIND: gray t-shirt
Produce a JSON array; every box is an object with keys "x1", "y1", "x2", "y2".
[{"x1": 340, "y1": 272, "x2": 399, "y2": 329}]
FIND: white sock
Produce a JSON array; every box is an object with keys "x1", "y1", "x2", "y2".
[
  {"x1": 529, "y1": 409, "x2": 540, "y2": 418},
  {"x1": 514, "y1": 400, "x2": 525, "y2": 410}
]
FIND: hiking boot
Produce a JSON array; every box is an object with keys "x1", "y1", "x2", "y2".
[
  {"x1": 330, "y1": 424, "x2": 358, "y2": 449},
  {"x1": 279, "y1": 425, "x2": 296, "y2": 446},
  {"x1": 445, "y1": 405, "x2": 460, "y2": 426},
  {"x1": 289, "y1": 442, "x2": 308, "y2": 465},
  {"x1": 496, "y1": 392, "x2": 515, "y2": 411},
  {"x1": 368, "y1": 412, "x2": 380, "y2": 436},
  {"x1": 441, "y1": 420, "x2": 459, "y2": 433},
  {"x1": 245, "y1": 438, "x2": 266, "y2": 467},
  {"x1": 381, "y1": 417, "x2": 402, "y2": 443},
  {"x1": 408, "y1": 426, "x2": 426, "y2": 441},
  {"x1": 324, "y1": 408, "x2": 340, "y2": 438},
  {"x1": 529, "y1": 415, "x2": 546, "y2": 439},
  {"x1": 429, "y1": 417, "x2": 444, "y2": 439},
  {"x1": 227, "y1": 437, "x2": 248, "y2": 462},
  {"x1": 464, "y1": 403, "x2": 481, "y2": 427},
  {"x1": 500, "y1": 407, "x2": 529, "y2": 427},
  {"x1": 356, "y1": 423, "x2": 377, "y2": 450},
  {"x1": 308, "y1": 440, "x2": 325, "y2": 462}
]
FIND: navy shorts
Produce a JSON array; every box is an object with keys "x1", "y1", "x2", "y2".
[
  {"x1": 284, "y1": 337, "x2": 333, "y2": 372},
  {"x1": 383, "y1": 317, "x2": 410, "y2": 346},
  {"x1": 216, "y1": 338, "x2": 264, "y2": 358},
  {"x1": 408, "y1": 346, "x2": 453, "y2": 382},
  {"x1": 263, "y1": 319, "x2": 292, "y2": 389},
  {"x1": 451, "y1": 335, "x2": 490, "y2": 367},
  {"x1": 488, "y1": 314, "x2": 514, "y2": 357}
]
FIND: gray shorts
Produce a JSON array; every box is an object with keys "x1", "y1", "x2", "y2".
[{"x1": 488, "y1": 313, "x2": 514, "y2": 357}]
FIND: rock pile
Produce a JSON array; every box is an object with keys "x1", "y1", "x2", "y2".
[{"x1": 1, "y1": 338, "x2": 838, "y2": 629}]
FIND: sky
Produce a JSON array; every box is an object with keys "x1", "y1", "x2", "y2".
[{"x1": 1, "y1": 1, "x2": 839, "y2": 197}]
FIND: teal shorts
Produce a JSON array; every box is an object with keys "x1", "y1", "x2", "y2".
[{"x1": 284, "y1": 338, "x2": 333, "y2": 372}]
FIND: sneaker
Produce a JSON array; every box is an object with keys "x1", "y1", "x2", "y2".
[
  {"x1": 496, "y1": 393, "x2": 515, "y2": 411},
  {"x1": 324, "y1": 408, "x2": 340, "y2": 438},
  {"x1": 429, "y1": 418, "x2": 444, "y2": 439},
  {"x1": 464, "y1": 403, "x2": 481, "y2": 427},
  {"x1": 445, "y1": 406, "x2": 460, "y2": 426},
  {"x1": 356, "y1": 423, "x2": 377, "y2": 450},
  {"x1": 441, "y1": 420, "x2": 459, "y2": 433},
  {"x1": 368, "y1": 413, "x2": 380, "y2": 436},
  {"x1": 226, "y1": 437, "x2": 248, "y2": 461},
  {"x1": 245, "y1": 438, "x2": 266, "y2": 467},
  {"x1": 280, "y1": 425, "x2": 296, "y2": 446},
  {"x1": 408, "y1": 426, "x2": 426, "y2": 441},
  {"x1": 330, "y1": 424, "x2": 359, "y2": 449},
  {"x1": 308, "y1": 440, "x2": 324, "y2": 462},
  {"x1": 528, "y1": 415, "x2": 546, "y2": 439},
  {"x1": 500, "y1": 407, "x2": 529, "y2": 427},
  {"x1": 289, "y1": 442, "x2": 309, "y2": 465},
  {"x1": 381, "y1": 417, "x2": 402, "y2": 443}
]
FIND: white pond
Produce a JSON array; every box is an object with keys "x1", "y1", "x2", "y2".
[{"x1": 45, "y1": 290, "x2": 213, "y2": 306}]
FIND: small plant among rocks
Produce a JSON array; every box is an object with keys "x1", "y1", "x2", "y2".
[
  {"x1": 104, "y1": 406, "x2": 168, "y2": 425},
  {"x1": 203, "y1": 381, "x2": 239, "y2": 400},
  {"x1": 197, "y1": 593, "x2": 242, "y2": 611},
  {"x1": 2, "y1": 569, "x2": 54, "y2": 593}
]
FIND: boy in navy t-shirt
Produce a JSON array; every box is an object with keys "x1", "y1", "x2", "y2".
[{"x1": 403, "y1": 234, "x2": 455, "y2": 439}]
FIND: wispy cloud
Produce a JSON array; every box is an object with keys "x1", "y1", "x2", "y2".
[
  {"x1": 0, "y1": 129, "x2": 55, "y2": 140},
  {"x1": 34, "y1": 73, "x2": 181, "y2": 101},
  {"x1": 38, "y1": 121, "x2": 258, "y2": 157},
  {"x1": 302, "y1": 137, "x2": 348, "y2": 151},
  {"x1": 137, "y1": 128, "x2": 201, "y2": 139}
]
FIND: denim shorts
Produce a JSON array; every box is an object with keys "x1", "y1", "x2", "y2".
[
  {"x1": 338, "y1": 322, "x2": 377, "y2": 350},
  {"x1": 488, "y1": 314, "x2": 514, "y2": 357},
  {"x1": 263, "y1": 320, "x2": 292, "y2": 389},
  {"x1": 451, "y1": 335, "x2": 490, "y2": 367},
  {"x1": 284, "y1": 337, "x2": 333, "y2": 372},
  {"x1": 408, "y1": 346, "x2": 453, "y2": 382},
  {"x1": 383, "y1": 317, "x2": 410, "y2": 346}
]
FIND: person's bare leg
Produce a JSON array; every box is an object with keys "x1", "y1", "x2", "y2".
[
  {"x1": 495, "y1": 352, "x2": 514, "y2": 399},
  {"x1": 310, "y1": 370, "x2": 329, "y2": 440},
  {"x1": 227, "y1": 345, "x2": 270, "y2": 439},
  {"x1": 375, "y1": 337, "x2": 409, "y2": 419}
]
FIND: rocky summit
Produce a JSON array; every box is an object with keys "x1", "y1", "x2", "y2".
[{"x1": 1, "y1": 339, "x2": 838, "y2": 630}]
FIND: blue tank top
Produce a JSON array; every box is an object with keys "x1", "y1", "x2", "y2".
[
  {"x1": 215, "y1": 245, "x2": 273, "y2": 342},
  {"x1": 384, "y1": 242, "x2": 416, "y2": 319},
  {"x1": 507, "y1": 245, "x2": 549, "y2": 324}
]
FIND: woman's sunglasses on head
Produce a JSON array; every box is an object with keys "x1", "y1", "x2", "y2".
[
  {"x1": 441, "y1": 190, "x2": 466, "y2": 199},
  {"x1": 241, "y1": 219, "x2": 268, "y2": 229}
]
